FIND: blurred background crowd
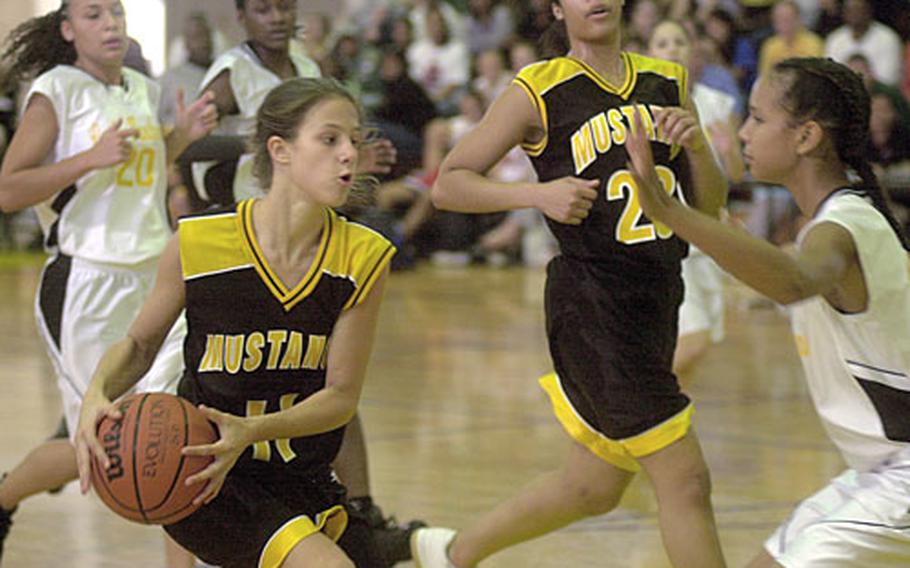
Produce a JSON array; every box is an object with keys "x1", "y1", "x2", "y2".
[{"x1": 1, "y1": 0, "x2": 909, "y2": 269}]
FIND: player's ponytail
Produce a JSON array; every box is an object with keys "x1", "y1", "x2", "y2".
[
  {"x1": 772, "y1": 57, "x2": 909, "y2": 251},
  {"x1": 1, "y1": 2, "x2": 76, "y2": 82},
  {"x1": 540, "y1": 2, "x2": 569, "y2": 58}
]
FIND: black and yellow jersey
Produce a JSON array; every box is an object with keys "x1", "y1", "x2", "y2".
[
  {"x1": 514, "y1": 52, "x2": 691, "y2": 273},
  {"x1": 176, "y1": 199, "x2": 395, "y2": 477}
]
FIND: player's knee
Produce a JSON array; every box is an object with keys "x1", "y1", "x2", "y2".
[
  {"x1": 661, "y1": 465, "x2": 713, "y2": 508},
  {"x1": 562, "y1": 472, "x2": 623, "y2": 516}
]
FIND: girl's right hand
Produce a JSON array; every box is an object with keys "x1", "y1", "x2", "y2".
[
  {"x1": 534, "y1": 177, "x2": 599, "y2": 225},
  {"x1": 88, "y1": 119, "x2": 140, "y2": 169},
  {"x1": 74, "y1": 394, "x2": 122, "y2": 495}
]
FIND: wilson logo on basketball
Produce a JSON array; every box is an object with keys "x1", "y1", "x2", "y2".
[{"x1": 101, "y1": 413, "x2": 125, "y2": 482}]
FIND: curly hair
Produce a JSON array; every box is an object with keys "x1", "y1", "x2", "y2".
[
  {"x1": 772, "y1": 57, "x2": 909, "y2": 251},
  {"x1": 1, "y1": 4, "x2": 75, "y2": 83}
]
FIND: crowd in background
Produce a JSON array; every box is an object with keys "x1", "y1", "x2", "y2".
[{"x1": 2, "y1": 0, "x2": 910, "y2": 266}]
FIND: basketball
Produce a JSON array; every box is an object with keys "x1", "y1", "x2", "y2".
[{"x1": 90, "y1": 392, "x2": 218, "y2": 525}]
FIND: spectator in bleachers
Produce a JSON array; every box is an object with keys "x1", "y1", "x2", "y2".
[
  {"x1": 511, "y1": 0, "x2": 552, "y2": 44},
  {"x1": 406, "y1": 7, "x2": 470, "y2": 113},
  {"x1": 508, "y1": 40, "x2": 539, "y2": 73},
  {"x1": 300, "y1": 12, "x2": 333, "y2": 69},
  {"x1": 625, "y1": 0, "x2": 661, "y2": 54},
  {"x1": 847, "y1": 53, "x2": 910, "y2": 132},
  {"x1": 792, "y1": 0, "x2": 820, "y2": 29},
  {"x1": 704, "y1": 7, "x2": 759, "y2": 92},
  {"x1": 868, "y1": 92, "x2": 910, "y2": 170},
  {"x1": 690, "y1": 32, "x2": 745, "y2": 116},
  {"x1": 388, "y1": 15, "x2": 416, "y2": 53},
  {"x1": 902, "y1": 42, "x2": 910, "y2": 101},
  {"x1": 814, "y1": 0, "x2": 843, "y2": 36},
  {"x1": 758, "y1": 0, "x2": 823, "y2": 78},
  {"x1": 159, "y1": 13, "x2": 214, "y2": 128},
  {"x1": 466, "y1": 0, "x2": 514, "y2": 55},
  {"x1": 472, "y1": 48, "x2": 512, "y2": 106},
  {"x1": 408, "y1": 0, "x2": 466, "y2": 44},
  {"x1": 825, "y1": 0, "x2": 903, "y2": 86},
  {"x1": 324, "y1": 33, "x2": 383, "y2": 110},
  {"x1": 372, "y1": 49, "x2": 437, "y2": 175}
]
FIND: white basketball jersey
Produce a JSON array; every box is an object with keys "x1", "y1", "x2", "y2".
[
  {"x1": 791, "y1": 190, "x2": 910, "y2": 472},
  {"x1": 27, "y1": 66, "x2": 170, "y2": 265},
  {"x1": 197, "y1": 42, "x2": 321, "y2": 200}
]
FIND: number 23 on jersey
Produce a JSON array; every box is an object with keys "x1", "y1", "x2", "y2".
[{"x1": 606, "y1": 165, "x2": 681, "y2": 245}]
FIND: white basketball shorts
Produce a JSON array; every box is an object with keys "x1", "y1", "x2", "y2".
[{"x1": 35, "y1": 254, "x2": 186, "y2": 436}]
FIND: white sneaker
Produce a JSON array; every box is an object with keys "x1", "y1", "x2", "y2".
[{"x1": 410, "y1": 527, "x2": 457, "y2": 568}]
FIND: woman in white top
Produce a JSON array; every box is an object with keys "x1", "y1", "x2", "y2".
[
  {"x1": 628, "y1": 56, "x2": 910, "y2": 567},
  {"x1": 649, "y1": 19, "x2": 745, "y2": 376},
  {"x1": 0, "y1": 0, "x2": 215, "y2": 565}
]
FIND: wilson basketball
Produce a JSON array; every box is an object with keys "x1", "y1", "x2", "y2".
[{"x1": 91, "y1": 392, "x2": 217, "y2": 525}]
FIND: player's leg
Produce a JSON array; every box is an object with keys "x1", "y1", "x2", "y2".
[
  {"x1": 333, "y1": 414, "x2": 371, "y2": 500},
  {"x1": 0, "y1": 439, "x2": 76, "y2": 510},
  {"x1": 760, "y1": 467, "x2": 910, "y2": 567},
  {"x1": 637, "y1": 430, "x2": 726, "y2": 568},
  {"x1": 0, "y1": 441, "x2": 78, "y2": 560},
  {"x1": 164, "y1": 531, "x2": 198, "y2": 568},
  {"x1": 674, "y1": 254, "x2": 725, "y2": 378},
  {"x1": 414, "y1": 440, "x2": 634, "y2": 568},
  {"x1": 281, "y1": 531, "x2": 354, "y2": 568},
  {"x1": 335, "y1": 413, "x2": 425, "y2": 565}
]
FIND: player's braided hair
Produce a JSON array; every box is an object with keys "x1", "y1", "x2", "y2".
[
  {"x1": 1, "y1": 2, "x2": 75, "y2": 83},
  {"x1": 773, "y1": 57, "x2": 909, "y2": 251}
]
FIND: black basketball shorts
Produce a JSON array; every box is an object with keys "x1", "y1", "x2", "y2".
[{"x1": 540, "y1": 255, "x2": 693, "y2": 472}]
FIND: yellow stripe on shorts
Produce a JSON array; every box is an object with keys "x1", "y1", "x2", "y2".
[
  {"x1": 538, "y1": 373, "x2": 640, "y2": 472},
  {"x1": 258, "y1": 505, "x2": 348, "y2": 568}
]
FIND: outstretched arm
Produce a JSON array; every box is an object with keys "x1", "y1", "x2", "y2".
[{"x1": 627, "y1": 110, "x2": 858, "y2": 306}]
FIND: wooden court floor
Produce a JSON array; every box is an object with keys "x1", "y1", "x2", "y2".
[{"x1": 0, "y1": 260, "x2": 845, "y2": 567}]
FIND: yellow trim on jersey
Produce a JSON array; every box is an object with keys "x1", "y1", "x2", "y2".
[
  {"x1": 258, "y1": 505, "x2": 347, "y2": 568},
  {"x1": 626, "y1": 52, "x2": 689, "y2": 160},
  {"x1": 179, "y1": 211, "x2": 250, "y2": 280},
  {"x1": 342, "y1": 239, "x2": 395, "y2": 310},
  {"x1": 621, "y1": 404, "x2": 694, "y2": 458},
  {"x1": 513, "y1": 76, "x2": 549, "y2": 157},
  {"x1": 626, "y1": 52, "x2": 688, "y2": 108},
  {"x1": 566, "y1": 52, "x2": 636, "y2": 99},
  {"x1": 538, "y1": 373, "x2": 641, "y2": 472},
  {"x1": 238, "y1": 200, "x2": 334, "y2": 312}
]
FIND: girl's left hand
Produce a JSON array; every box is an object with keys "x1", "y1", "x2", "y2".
[
  {"x1": 358, "y1": 137, "x2": 397, "y2": 175},
  {"x1": 181, "y1": 405, "x2": 252, "y2": 505},
  {"x1": 174, "y1": 89, "x2": 218, "y2": 144},
  {"x1": 627, "y1": 109, "x2": 674, "y2": 222}
]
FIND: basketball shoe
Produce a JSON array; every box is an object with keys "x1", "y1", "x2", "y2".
[
  {"x1": 410, "y1": 527, "x2": 458, "y2": 568},
  {"x1": 348, "y1": 496, "x2": 426, "y2": 566}
]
